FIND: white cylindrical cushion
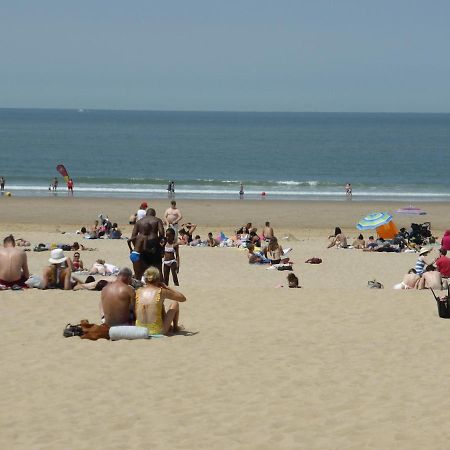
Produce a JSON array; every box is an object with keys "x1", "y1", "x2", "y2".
[{"x1": 109, "y1": 326, "x2": 149, "y2": 340}]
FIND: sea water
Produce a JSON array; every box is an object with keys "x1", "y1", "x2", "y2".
[{"x1": 1, "y1": 108, "x2": 449, "y2": 201}]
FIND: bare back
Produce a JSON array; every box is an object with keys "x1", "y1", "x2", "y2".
[
  {"x1": 130, "y1": 216, "x2": 164, "y2": 252},
  {"x1": 101, "y1": 281, "x2": 135, "y2": 326},
  {"x1": 0, "y1": 247, "x2": 29, "y2": 282}
]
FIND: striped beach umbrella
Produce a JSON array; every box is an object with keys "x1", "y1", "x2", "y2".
[{"x1": 357, "y1": 212, "x2": 393, "y2": 230}]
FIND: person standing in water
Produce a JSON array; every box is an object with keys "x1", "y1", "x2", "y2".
[
  {"x1": 239, "y1": 183, "x2": 244, "y2": 200},
  {"x1": 0, "y1": 177, "x2": 5, "y2": 191},
  {"x1": 67, "y1": 178, "x2": 74, "y2": 195},
  {"x1": 345, "y1": 183, "x2": 352, "y2": 199}
]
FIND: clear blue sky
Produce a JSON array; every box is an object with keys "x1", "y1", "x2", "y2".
[{"x1": 1, "y1": 0, "x2": 449, "y2": 112}]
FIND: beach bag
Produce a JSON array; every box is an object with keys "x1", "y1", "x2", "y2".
[
  {"x1": 368, "y1": 279, "x2": 384, "y2": 289},
  {"x1": 430, "y1": 288, "x2": 450, "y2": 319}
]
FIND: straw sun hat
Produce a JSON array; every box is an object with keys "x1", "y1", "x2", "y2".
[
  {"x1": 48, "y1": 248, "x2": 67, "y2": 264},
  {"x1": 419, "y1": 247, "x2": 432, "y2": 256}
]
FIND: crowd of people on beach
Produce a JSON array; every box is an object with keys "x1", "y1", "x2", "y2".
[{"x1": 3, "y1": 197, "x2": 450, "y2": 339}]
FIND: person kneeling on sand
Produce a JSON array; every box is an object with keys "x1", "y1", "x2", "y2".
[
  {"x1": 135, "y1": 266, "x2": 186, "y2": 335},
  {"x1": 0, "y1": 234, "x2": 30, "y2": 289},
  {"x1": 100, "y1": 268, "x2": 136, "y2": 326},
  {"x1": 41, "y1": 249, "x2": 73, "y2": 290},
  {"x1": 416, "y1": 265, "x2": 443, "y2": 290},
  {"x1": 393, "y1": 268, "x2": 420, "y2": 290}
]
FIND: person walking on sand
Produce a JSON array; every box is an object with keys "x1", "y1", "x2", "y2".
[
  {"x1": 164, "y1": 200, "x2": 183, "y2": 236},
  {"x1": 0, "y1": 235, "x2": 30, "y2": 288},
  {"x1": 100, "y1": 268, "x2": 136, "y2": 326},
  {"x1": 128, "y1": 208, "x2": 165, "y2": 279},
  {"x1": 0, "y1": 177, "x2": 5, "y2": 191}
]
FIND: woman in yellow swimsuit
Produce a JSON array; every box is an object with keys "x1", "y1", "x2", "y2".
[{"x1": 135, "y1": 266, "x2": 186, "y2": 335}]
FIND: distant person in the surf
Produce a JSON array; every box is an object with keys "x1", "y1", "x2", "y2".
[
  {"x1": 52, "y1": 177, "x2": 58, "y2": 191},
  {"x1": 239, "y1": 183, "x2": 244, "y2": 200},
  {"x1": 67, "y1": 178, "x2": 74, "y2": 195},
  {"x1": 0, "y1": 177, "x2": 5, "y2": 191},
  {"x1": 345, "y1": 182, "x2": 352, "y2": 199}
]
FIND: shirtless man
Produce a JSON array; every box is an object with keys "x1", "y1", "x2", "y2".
[
  {"x1": 262, "y1": 221, "x2": 274, "y2": 242},
  {"x1": 417, "y1": 265, "x2": 443, "y2": 290},
  {"x1": 0, "y1": 235, "x2": 29, "y2": 288},
  {"x1": 164, "y1": 200, "x2": 183, "y2": 236},
  {"x1": 128, "y1": 208, "x2": 165, "y2": 279},
  {"x1": 100, "y1": 268, "x2": 136, "y2": 326}
]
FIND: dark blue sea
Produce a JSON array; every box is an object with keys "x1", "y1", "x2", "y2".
[{"x1": 1, "y1": 108, "x2": 449, "y2": 201}]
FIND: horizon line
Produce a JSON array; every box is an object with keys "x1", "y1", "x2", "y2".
[{"x1": 1, "y1": 106, "x2": 450, "y2": 115}]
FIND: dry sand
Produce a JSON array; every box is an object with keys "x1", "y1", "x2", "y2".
[{"x1": 1, "y1": 196, "x2": 450, "y2": 449}]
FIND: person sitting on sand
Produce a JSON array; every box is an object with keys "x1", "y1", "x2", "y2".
[
  {"x1": 415, "y1": 247, "x2": 433, "y2": 275},
  {"x1": 435, "y1": 248, "x2": 450, "y2": 280},
  {"x1": 393, "y1": 268, "x2": 421, "y2": 290},
  {"x1": 352, "y1": 234, "x2": 365, "y2": 249},
  {"x1": 0, "y1": 235, "x2": 30, "y2": 289},
  {"x1": 207, "y1": 232, "x2": 219, "y2": 247},
  {"x1": 163, "y1": 227, "x2": 180, "y2": 286},
  {"x1": 365, "y1": 236, "x2": 378, "y2": 251},
  {"x1": 72, "y1": 252, "x2": 84, "y2": 271},
  {"x1": 327, "y1": 227, "x2": 348, "y2": 249},
  {"x1": 108, "y1": 223, "x2": 122, "y2": 239},
  {"x1": 249, "y1": 230, "x2": 261, "y2": 247},
  {"x1": 41, "y1": 249, "x2": 73, "y2": 290},
  {"x1": 247, "y1": 244, "x2": 270, "y2": 264},
  {"x1": 265, "y1": 237, "x2": 287, "y2": 265},
  {"x1": 100, "y1": 268, "x2": 136, "y2": 326},
  {"x1": 287, "y1": 273, "x2": 300, "y2": 288},
  {"x1": 416, "y1": 265, "x2": 442, "y2": 290},
  {"x1": 135, "y1": 266, "x2": 186, "y2": 335}
]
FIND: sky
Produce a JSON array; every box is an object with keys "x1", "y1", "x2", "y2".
[{"x1": 1, "y1": 0, "x2": 449, "y2": 112}]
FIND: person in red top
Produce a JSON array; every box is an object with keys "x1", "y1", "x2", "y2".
[
  {"x1": 67, "y1": 178, "x2": 74, "y2": 195},
  {"x1": 441, "y1": 230, "x2": 450, "y2": 251},
  {"x1": 435, "y1": 248, "x2": 450, "y2": 278}
]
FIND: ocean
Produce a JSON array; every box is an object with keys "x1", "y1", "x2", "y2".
[{"x1": 1, "y1": 108, "x2": 449, "y2": 201}]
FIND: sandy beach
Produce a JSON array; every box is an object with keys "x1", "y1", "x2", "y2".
[{"x1": 1, "y1": 196, "x2": 450, "y2": 449}]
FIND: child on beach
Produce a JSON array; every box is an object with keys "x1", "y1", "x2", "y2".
[{"x1": 163, "y1": 228, "x2": 180, "y2": 286}]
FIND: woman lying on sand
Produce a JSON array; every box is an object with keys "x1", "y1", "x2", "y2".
[{"x1": 135, "y1": 266, "x2": 186, "y2": 335}]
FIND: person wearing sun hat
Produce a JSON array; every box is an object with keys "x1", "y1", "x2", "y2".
[
  {"x1": 41, "y1": 248, "x2": 73, "y2": 290},
  {"x1": 415, "y1": 247, "x2": 433, "y2": 275}
]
